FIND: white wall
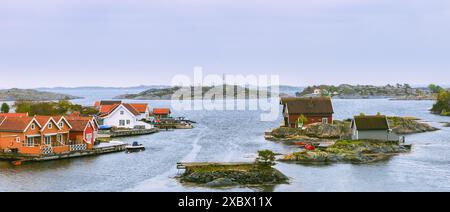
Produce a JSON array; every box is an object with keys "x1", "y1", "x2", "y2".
[{"x1": 101, "y1": 105, "x2": 138, "y2": 128}]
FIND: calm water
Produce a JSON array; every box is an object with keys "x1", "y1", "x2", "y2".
[{"x1": 0, "y1": 89, "x2": 449, "y2": 192}]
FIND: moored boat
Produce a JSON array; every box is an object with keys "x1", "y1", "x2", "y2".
[{"x1": 126, "y1": 142, "x2": 145, "y2": 153}]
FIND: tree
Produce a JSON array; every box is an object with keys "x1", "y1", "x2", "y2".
[
  {"x1": 13, "y1": 101, "x2": 98, "y2": 116},
  {"x1": 431, "y1": 90, "x2": 450, "y2": 116},
  {"x1": 297, "y1": 115, "x2": 308, "y2": 128},
  {"x1": 429, "y1": 84, "x2": 445, "y2": 94},
  {"x1": 1, "y1": 103, "x2": 10, "y2": 113},
  {"x1": 256, "y1": 150, "x2": 276, "y2": 166}
]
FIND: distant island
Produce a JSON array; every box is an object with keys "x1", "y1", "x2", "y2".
[
  {"x1": 0, "y1": 88, "x2": 81, "y2": 101},
  {"x1": 296, "y1": 84, "x2": 437, "y2": 100},
  {"x1": 114, "y1": 85, "x2": 278, "y2": 100}
]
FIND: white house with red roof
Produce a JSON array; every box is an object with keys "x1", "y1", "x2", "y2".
[{"x1": 97, "y1": 103, "x2": 153, "y2": 129}]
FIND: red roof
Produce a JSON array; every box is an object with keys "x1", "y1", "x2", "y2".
[
  {"x1": 34, "y1": 116, "x2": 52, "y2": 126},
  {"x1": 94, "y1": 101, "x2": 101, "y2": 107},
  {"x1": 0, "y1": 117, "x2": 36, "y2": 132},
  {"x1": 152, "y1": 108, "x2": 171, "y2": 115},
  {"x1": 0, "y1": 113, "x2": 28, "y2": 118},
  {"x1": 129, "y1": 103, "x2": 148, "y2": 114},
  {"x1": 67, "y1": 119, "x2": 91, "y2": 132},
  {"x1": 123, "y1": 103, "x2": 141, "y2": 116},
  {"x1": 99, "y1": 104, "x2": 120, "y2": 114},
  {"x1": 98, "y1": 103, "x2": 141, "y2": 117}
]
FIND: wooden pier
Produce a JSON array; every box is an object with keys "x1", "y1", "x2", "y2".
[
  {"x1": 98, "y1": 128, "x2": 159, "y2": 138},
  {"x1": 0, "y1": 142, "x2": 127, "y2": 164}
]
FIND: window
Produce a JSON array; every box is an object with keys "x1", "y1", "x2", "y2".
[
  {"x1": 86, "y1": 133, "x2": 92, "y2": 142},
  {"x1": 31, "y1": 123, "x2": 35, "y2": 130},
  {"x1": 45, "y1": 136, "x2": 52, "y2": 145},
  {"x1": 322, "y1": 118, "x2": 329, "y2": 124},
  {"x1": 26, "y1": 137, "x2": 34, "y2": 147},
  {"x1": 120, "y1": 111, "x2": 124, "y2": 115},
  {"x1": 59, "y1": 122, "x2": 64, "y2": 128},
  {"x1": 48, "y1": 123, "x2": 52, "y2": 129},
  {"x1": 16, "y1": 137, "x2": 20, "y2": 143},
  {"x1": 126, "y1": 120, "x2": 131, "y2": 125},
  {"x1": 119, "y1": 120, "x2": 125, "y2": 126},
  {"x1": 57, "y1": 134, "x2": 63, "y2": 144}
]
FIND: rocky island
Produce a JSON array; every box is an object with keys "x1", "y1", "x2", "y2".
[
  {"x1": 177, "y1": 150, "x2": 288, "y2": 188},
  {"x1": 0, "y1": 88, "x2": 80, "y2": 101},
  {"x1": 297, "y1": 84, "x2": 436, "y2": 100},
  {"x1": 280, "y1": 140, "x2": 411, "y2": 164},
  {"x1": 178, "y1": 163, "x2": 288, "y2": 188},
  {"x1": 265, "y1": 116, "x2": 438, "y2": 144},
  {"x1": 114, "y1": 85, "x2": 277, "y2": 100}
]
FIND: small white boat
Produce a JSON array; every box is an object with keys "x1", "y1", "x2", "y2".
[{"x1": 126, "y1": 142, "x2": 145, "y2": 153}]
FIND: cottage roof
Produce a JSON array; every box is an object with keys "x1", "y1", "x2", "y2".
[
  {"x1": 0, "y1": 113, "x2": 28, "y2": 118},
  {"x1": 98, "y1": 103, "x2": 141, "y2": 117},
  {"x1": 0, "y1": 117, "x2": 37, "y2": 132},
  {"x1": 35, "y1": 116, "x2": 61, "y2": 130},
  {"x1": 67, "y1": 119, "x2": 91, "y2": 132},
  {"x1": 99, "y1": 100, "x2": 122, "y2": 106},
  {"x1": 353, "y1": 115, "x2": 390, "y2": 131},
  {"x1": 283, "y1": 97, "x2": 334, "y2": 115},
  {"x1": 123, "y1": 104, "x2": 141, "y2": 116},
  {"x1": 129, "y1": 103, "x2": 148, "y2": 114},
  {"x1": 152, "y1": 108, "x2": 171, "y2": 115}
]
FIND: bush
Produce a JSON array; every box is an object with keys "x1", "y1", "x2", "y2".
[
  {"x1": 14, "y1": 100, "x2": 98, "y2": 116},
  {"x1": 256, "y1": 150, "x2": 276, "y2": 166}
]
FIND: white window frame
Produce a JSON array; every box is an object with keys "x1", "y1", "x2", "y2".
[
  {"x1": 57, "y1": 134, "x2": 63, "y2": 144},
  {"x1": 126, "y1": 120, "x2": 131, "y2": 125},
  {"x1": 86, "y1": 133, "x2": 92, "y2": 143},
  {"x1": 48, "y1": 123, "x2": 52, "y2": 129},
  {"x1": 322, "y1": 118, "x2": 329, "y2": 124},
  {"x1": 59, "y1": 122, "x2": 64, "y2": 128},
  {"x1": 26, "y1": 137, "x2": 34, "y2": 147},
  {"x1": 119, "y1": 120, "x2": 125, "y2": 126},
  {"x1": 31, "y1": 123, "x2": 35, "y2": 130},
  {"x1": 45, "y1": 136, "x2": 52, "y2": 146},
  {"x1": 120, "y1": 111, "x2": 124, "y2": 115},
  {"x1": 16, "y1": 137, "x2": 21, "y2": 143}
]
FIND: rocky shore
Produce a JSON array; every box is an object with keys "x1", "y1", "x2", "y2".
[
  {"x1": 265, "y1": 117, "x2": 438, "y2": 144},
  {"x1": 178, "y1": 163, "x2": 288, "y2": 187},
  {"x1": 0, "y1": 88, "x2": 80, "y2": 101},
  {"x1": 280, "y1": 140, "x2": 411, "y2": 164},
  {"x1": 388, "y1": 117, "x2": 439, "y2": 134}
]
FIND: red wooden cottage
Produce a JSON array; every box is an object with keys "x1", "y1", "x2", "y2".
[{"x1": 280, "y1": 97, "x2": 334, "y2": 128}]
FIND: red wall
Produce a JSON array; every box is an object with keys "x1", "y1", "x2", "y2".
[{"x1": 287, "y1": 114, "x2": 333, "y2": 128}]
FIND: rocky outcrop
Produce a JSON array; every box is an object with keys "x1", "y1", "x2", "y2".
[
  {"x1": 280, "y1": 140, "x2": 411, "y2": 164},
  {"x1": 388, "y1": 117, "x2": 439, "y2": 134},
  {"x1": 0, "y1": 88, "x2": 80, "y2": 101},
  {"x1": 297, "y1": 84, "x2": 434, "y2": 99},
  {"x1": 114, "y1": 85, "x2": 277, "y2": 100},
  {"x1": 265, "y1": 121, "x2": 351, "y2": 144},
  {"x1": 179, "y1": 164, "x2": 288, "y2": 187},
  {"x1": 304, "y1": 121, "x2": 352, "y2": 139}
]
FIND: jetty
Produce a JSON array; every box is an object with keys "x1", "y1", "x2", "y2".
[
  {"x1": 0, "y1": 142, "x2": 126, "y2": 164},
  {"x1": 98, "y1": 128, "x2": 159, "y2": 138}
]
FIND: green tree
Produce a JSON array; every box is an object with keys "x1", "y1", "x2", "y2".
[
  {"x1": 1, "y1": 103, "x2": 10, "y2": 113},
  {"x1": 256, "y1": 150, "x2": 276, "y2": 166},
  {"x1": 297, "y1": 115, "x2": 308, "y2": 128},
  {"x1": 429, "y1": 84, "x2": 445, "y2": 94},
  {"x1": 431, "y1": 90, "x2": 450, "y2": 116}
]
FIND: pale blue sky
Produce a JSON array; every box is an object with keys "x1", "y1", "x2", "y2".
[{"x1": 1, "y1": 0, "x2": 449, "y2": 88}]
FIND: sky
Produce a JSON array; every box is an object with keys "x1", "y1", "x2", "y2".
[{"x1": 0, "y1": 0, "x2": 449, "y2": 88}]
